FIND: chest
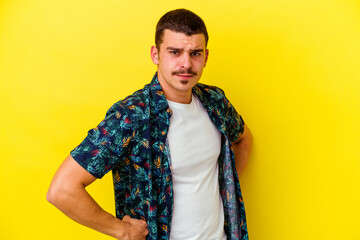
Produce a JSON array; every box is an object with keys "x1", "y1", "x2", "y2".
[{"x1": 166, "y1": 97, "x2": 222, "y2": 175}]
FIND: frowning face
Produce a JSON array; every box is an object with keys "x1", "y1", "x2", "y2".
[{"x1": 151, "y1": 29, "x2": 209, "y2": 103}]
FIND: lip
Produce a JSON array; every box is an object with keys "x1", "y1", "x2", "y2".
[{"x1": 176, "y1": 74, "x2": 194, "y2": 79}]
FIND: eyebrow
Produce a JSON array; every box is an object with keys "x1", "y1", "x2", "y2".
[{"x1": 166, "y1": 47, "x2": 204, "y2": 52}]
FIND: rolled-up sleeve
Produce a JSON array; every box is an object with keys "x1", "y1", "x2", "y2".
[{"x1": 70, "y1": 103, "x2": 134, "y2": 178}]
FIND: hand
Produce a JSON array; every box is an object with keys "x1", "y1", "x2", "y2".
[{"x1": 119, "y1": 215, "x2": 149, "y2": 240}]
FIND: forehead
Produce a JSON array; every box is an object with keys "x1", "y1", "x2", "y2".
[{"x1": 160, "y1": 29, "x2": 206, "y2": 50}]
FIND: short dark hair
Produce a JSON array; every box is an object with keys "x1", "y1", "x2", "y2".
[{"x1": 155, "y1": 9, "x2": 209, "y2": 48}]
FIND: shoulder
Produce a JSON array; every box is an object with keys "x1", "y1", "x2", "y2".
[{"x1": 105, "y1": 85, "x2": 152, "y2": 125}]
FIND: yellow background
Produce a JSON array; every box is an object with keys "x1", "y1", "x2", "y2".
[{"x1": 1, "y1": 0, "x2": 359, "y2": 239}]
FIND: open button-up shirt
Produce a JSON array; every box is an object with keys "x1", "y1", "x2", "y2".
[{"x1": 71, "y1": 73, "x2": 249, "y2": 239}]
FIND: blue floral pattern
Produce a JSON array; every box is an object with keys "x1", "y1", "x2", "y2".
[{"x1": 71, "y1": 73, "x2": 248, "y2": 239}]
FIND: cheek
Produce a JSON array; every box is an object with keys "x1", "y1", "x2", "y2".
[
  {"x1": 194, "y1": 59, "x2": 206, "y2": 69},
  {"x1": 160, "y1": 59, "x2": 176, "y2": 71}
]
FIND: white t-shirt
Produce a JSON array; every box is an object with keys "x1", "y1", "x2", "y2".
[{"x1": 167, "y1": 94, "x2": 227, "y2": 240}]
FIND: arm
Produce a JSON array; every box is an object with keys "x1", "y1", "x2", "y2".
[
  {"x1": 232, "y1": 124, "x2": 253, "y2": 178},
  {"x1": 46, "y1": 155, "x2": 148, "y2": 240}
]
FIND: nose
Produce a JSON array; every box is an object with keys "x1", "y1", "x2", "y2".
[{"x1": 181, "y1": 53, "x2": 192, "y2": 69}]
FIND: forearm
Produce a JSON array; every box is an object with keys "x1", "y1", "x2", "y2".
[
  {"x1": 47, "y1": 182, "x2": 125, "y2": 239},
  {"x1": 232, "y1": 125, "x2": 253, "y2": 178}
]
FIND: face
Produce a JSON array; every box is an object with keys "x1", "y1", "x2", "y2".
[{"x1": 151, "y1": 29, "x2": 209, "y2": 103}]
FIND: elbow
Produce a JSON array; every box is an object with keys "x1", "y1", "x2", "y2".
[
  {"x1": 46, "y1": 185, "x2": 58, "y2": 206},
  {"x1": 246, "y1": 130, "x2": 253, "y2": 149},
  {"x1": 235, "y1": 127, "x2": 253, "y2": 148},
  {"x1": 242, "y1": 125, "x2": 253, "y2": 149},
  {"x1": 46, "y1": 183, "x2": 66, "y2": 207}
]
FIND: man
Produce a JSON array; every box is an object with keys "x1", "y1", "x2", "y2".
[{"x1": 47, "y1": 8, "x2": 252, "y2": 240}]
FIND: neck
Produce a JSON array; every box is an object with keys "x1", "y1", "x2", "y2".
[
  {"x1": 157, "y1": 74, "x2": 193, "y2": 104},
  {"x1": 164, "y1": 91, "x2": 192, "y2": 104}
]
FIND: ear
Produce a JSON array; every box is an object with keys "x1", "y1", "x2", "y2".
[
  {"x1": 151, "y1": 45, "x2": 159, "y2": 65},
  {"x1": 204, "y1": 49, "x2": 209, "y2": 67}
]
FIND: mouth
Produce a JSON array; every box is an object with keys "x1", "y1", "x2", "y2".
[
  {"x1": 172, "y1": 70, "x2": 197, "y2": 80},
  {"x1": 176, "y1": 74, "x2": 194, "y2": 80}
]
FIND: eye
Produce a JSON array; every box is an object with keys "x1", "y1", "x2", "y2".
[
  {"x1": 170, "y1": 50, "x2": 179, "y2": 55},
  {"x1": 191, "y1": 52, "x2": 201, "y2": 57}
]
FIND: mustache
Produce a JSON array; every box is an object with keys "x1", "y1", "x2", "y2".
[{"x1": 172, "y1": 69, "x2": 197, "y2": 76}]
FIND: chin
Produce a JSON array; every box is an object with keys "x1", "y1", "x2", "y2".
[{"x1": 178, "y1": 79, "x2": 197, "y2": 87}]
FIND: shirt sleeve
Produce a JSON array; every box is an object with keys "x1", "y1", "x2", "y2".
[
  {"x1": 221, "y1": 90, "x2": 245, "y2": 142},
  {"x1": 70, "y1": 103, "x2": 134, "y2": 178}
]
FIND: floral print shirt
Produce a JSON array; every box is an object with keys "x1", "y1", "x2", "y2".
[{"x1": 71, "y1": 73, "x2": 248, "y2": 239}]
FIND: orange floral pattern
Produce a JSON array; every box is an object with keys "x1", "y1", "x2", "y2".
[{"x1": 71, "y1": 73, "x2": 248, "y2": 239}]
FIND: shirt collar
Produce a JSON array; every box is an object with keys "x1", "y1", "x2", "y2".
[
  {"x1": 149, "y1": 72, "x2": 170, "y2": 113},
  {"x1": 192, "y1": 84, "x2": 212, "y2": 110}
]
